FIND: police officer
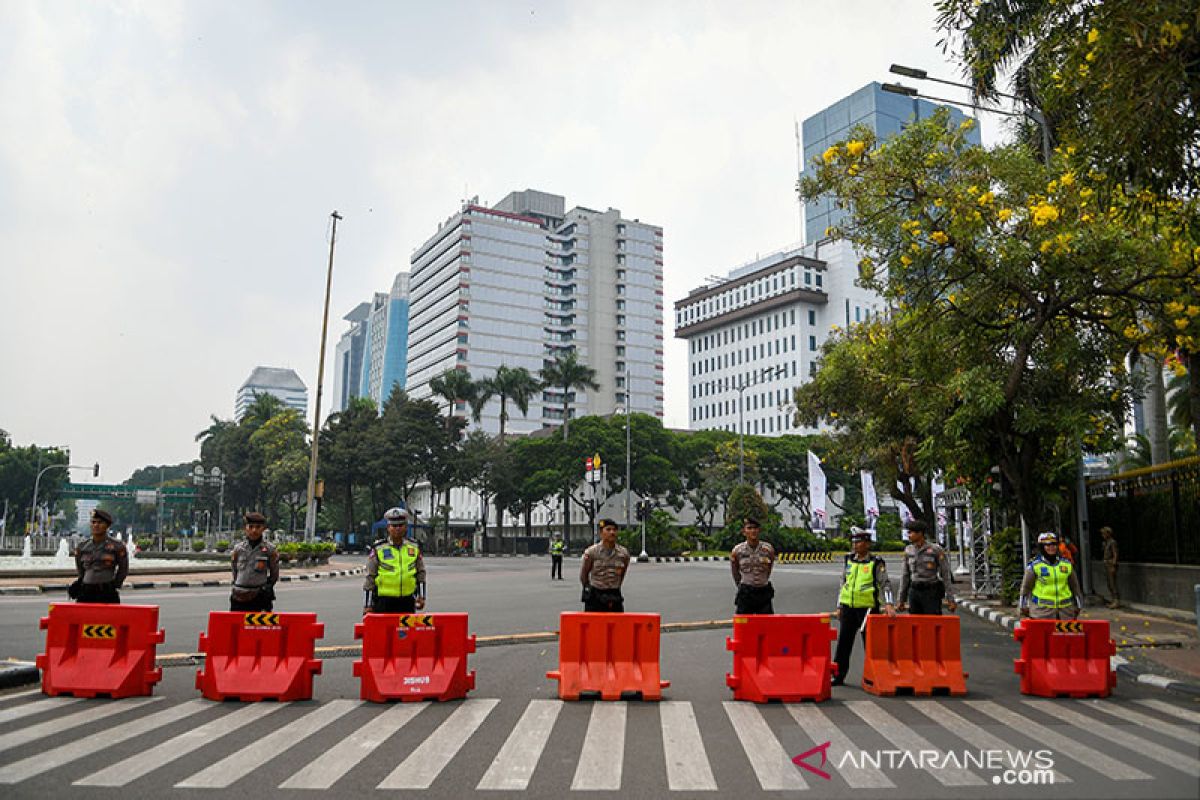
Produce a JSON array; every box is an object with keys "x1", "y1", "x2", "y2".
[
  {"x1": 897, "y1": 519, "x2": 957, "y2": 614},
  {"x1": 832, "y1": 528, "x2": 895, "y2": 686},
  {"x1": 580, "y1": 519, "x2": 630, "y2": 612},
  {"x1": 363, "y1": 507, "x2": 426, "y2": 614},
  {"x1": 550, "y1": 533, "x2": 565, "y2": 580},
  {"x1": 1019, "y1": 532, "x2": 1083, "y2": 620},
  {"x1": 229, "y1": 511, "x2": 280, "y2": 611},
  {"x1": 71, "y1": 509, "x2": 128, "y2": 603},
  {"x1": 1101, "y1": 526, "x2": 1120, "y2": 608},
  {"x1": 730, "y1": 517, "x2": 775, "y2": 614}
]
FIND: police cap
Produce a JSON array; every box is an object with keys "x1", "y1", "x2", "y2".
[
  {"x1": 384, "y1": 507, "x2": 408, "y2": 523},
  {"x1": 91, "y1": 509, "x2": 113, "y2": 525},
  {"x1": 244, "y1": 511, "x2": 267, "y2": 525}
]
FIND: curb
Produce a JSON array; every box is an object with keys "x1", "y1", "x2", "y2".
[
  {"x1": 0, "y1": 660, "x2": 38, "y2": 690},
  {"x1": 0, "y1": 567, "x2": 366, "y2": 596},
  {"x1": 958, "y1": 598, "x2": 1200, "y2": 697}
]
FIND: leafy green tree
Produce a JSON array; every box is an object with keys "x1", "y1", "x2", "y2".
[
  {"x1": 473, "y1": 365, "x2": 542, "y2": 544},
  {"x1": 671, "y1": 429, "x2": 735, "y2": 538},
  {"x1": 319, "y1": 396, "x2": 381, "y2": 533},
  {"x1": 249, "y1": 409, "x2": 309, "y2": 532},
  {"x1": 0, "y1": 439, "x2": 69, "y2": 533},
  {"x1": 540, "y1": 352, "x2": 600, "y2": 534}
]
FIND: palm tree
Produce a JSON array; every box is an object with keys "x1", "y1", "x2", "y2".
[
  {"x1": 539, "y1": 351, "x2": 599, "y2": 440},
  {"x1": 470, "y1": 365, "x2": 541, "y2": 551},
  {"x1": 429, "y1": 368, "x2": 477, "y2": 422}
]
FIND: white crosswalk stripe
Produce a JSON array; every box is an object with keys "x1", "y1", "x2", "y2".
[
  {"x1": 0, "y1": 696, "x2": 159, "y2": 755},
  {"x1": 1084, "y1": 700, "x2": 1200, "y2": 747},
  {"x1": 907, "y1": 701, "x2": 1072, "y2": 784},
  {"x1": 572, "y1": 702, "x2": 626, "y2": 790},
  {"x1": 379, "y1": 698, "x2": 499, "y2": 790},
  {"x1": 77, "y1": 703, "x2": 284, "y2": 787},
  {"x1": 845, "y1": 700, "x2": 986, "y2": 787},
  {"x1": 282, "y1": 702, "x2": 426, "y2": 790},
  {"x1": 0, "y1": 689, "x2": 44, "y2": 706},
  {"x1": 966, "y1": 699, "x2": 1152, "y2": 780},
  {"x1": 661, "y1": 701, "x2": 717, "y2": 791},
  {"x1": 478, "y1": 699, "x2": 561, "y2": 791},
  {"x1": 0, "y1": 699, "x2": 208, "y2": 784},
  {"x1": 788, "y1": 705, "x2": 894, "y2": 789},
  {"x1": 1136, "y1": 698, "x2": 1200, "y2": 726},
  {"x1": 0, "y1": 696, "x2": 82, "y2": 726},
  {"x1": 724, "y1": 701, "x2": 807, "y2": 790},
  {"x1": 175, "y1": 699, "x2": 360, "y2": 789},
  {"x1": 1023, "y1": 701, "x2": 1200, "y2": 778}
]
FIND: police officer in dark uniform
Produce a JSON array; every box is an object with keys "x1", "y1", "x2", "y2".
[
  {"x1": 229, "y1": 511, "x2": 280, "y2": 611},
  {"x1": 71, "y1": 509, "x2": 128, "y2": 603},
  {"x1": 363, "y1": 507, "x2": 426, "y2": 613},
  {"x1": 897, "y1": 519, "x2": 957, "y2": 615}
]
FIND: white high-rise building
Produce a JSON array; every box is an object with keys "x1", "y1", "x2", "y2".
[
  {"x1": 235, "y1": 367, "x2": 307, "y2": 420},
  {"x1": 331, "y1": 301, "x2": 371, "y2": 415},
  {"x1": 406, "y1": 189, "x2": 664, "y2": 432},
  {"x1": 675, "y1": 238, "x2": 881, "y2": 437}
]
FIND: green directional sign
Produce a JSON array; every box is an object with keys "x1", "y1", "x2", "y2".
[{"x1": 62, "y1": 484, "x2": 198, "y2": 504}]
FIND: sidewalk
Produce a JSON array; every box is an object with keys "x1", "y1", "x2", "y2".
[
  {"x1": 959, "y1": 595, "x2": 1200, "y2": 696},
  {"x1": 0, "y1": 557, "x2": 366, "y2": 595}
]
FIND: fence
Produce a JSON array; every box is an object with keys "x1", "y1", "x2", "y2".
[{"x1": 1086, "y1": 456, "x2": 1200, "y2": 565}]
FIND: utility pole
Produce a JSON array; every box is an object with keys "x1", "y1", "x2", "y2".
[{"x1": 304, "y1": 211, "x2": 341, "y2": 542}]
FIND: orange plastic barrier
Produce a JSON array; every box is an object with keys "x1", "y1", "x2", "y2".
[
  {"x1": 861, "y1": 614, "x2": 967, "y2": 696},
  {"x1": 195, "y1": 612, "x2": 323, "y2": 701},
  {"x1": 1014, "y1": 619, "x2": 1116, "y2": 698},
  {"x1": 546, "y1": 612, "x2": 670, "y2": 700},
  {"x1": 726, "y1": 614, "x2": 838, "y2": 703},
  {"x1": 353, "y1": 613, "x2": 476, "y2": 702},
  {"x1": 36, "y1": 603, "x2": 164, "y2": 698}
]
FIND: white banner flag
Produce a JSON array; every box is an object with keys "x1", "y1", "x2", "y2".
[
  {"x1": 931, "y1": 473, "x2": 946, "y2": 546},
  {"x1": 808, "y1": 451, "x2": 827, "y2": 532},
  {"x1": 896, "y1": 477, "x2": 914, "y2": 542},
  {"x1": 860, "y1": 470, "x2": 879, "y2": 539}
]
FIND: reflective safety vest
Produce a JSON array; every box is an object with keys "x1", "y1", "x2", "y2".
[
  {"x1": 551, "y1": 540, "x2": 564, "y2": 555},
  {"x1": 374, "y1": 542, "x2": 419, "y2": 597},
  {"x1": 839, "y1": 556, "x2": 879, "y2": 609},
  {"x1": 1030, "y1": 557, "x2": 1074, "y2": 607}
]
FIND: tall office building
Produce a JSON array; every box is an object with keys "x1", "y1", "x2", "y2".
[
  {"x1": 235, "y1": 367, "x2": 307, "y2": 420},
  {"x1": 802, "y1": 82, "x2": 981, "y2": 244},
  {"x1": 406, "y1": 189, "x2": 664, "y2": 434},
  {"x1": 361, "y1": 272, "x2": 411, "y2": 408},
  {"x1": 330, "y1": 301, "x2": 371, "y2": 415}
]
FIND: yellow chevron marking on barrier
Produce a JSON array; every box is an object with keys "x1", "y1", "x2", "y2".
[
  {"x1": 243, "y1": 613, "x2": 280, "y2": 627},
  {"x1": 778, "y1": 552, "x2": 836, "y2": 564},
  {"x1": 81, "y1": 624, "x2": 116, "y2": 639},
  {"x1": 1054, "y1": 621, "x2": 1084, "y2": 634},
  {"x1": 398, "y1": 615, "x2": 434, "y2": 628}
]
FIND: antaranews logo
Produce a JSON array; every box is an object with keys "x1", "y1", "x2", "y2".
[{"x1": 794, "y1": 743, "x2": 1056, "y2": 786}]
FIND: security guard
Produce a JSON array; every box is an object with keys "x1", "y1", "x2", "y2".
[
  {"x1": 580, "y1": 518, "x2": 630, "y2": 612},
  {"x1": 730, "y1": 517, "x2": 775, "y2": 614},
  {"x1": 550, "y1": 534, "x2": 565, "y2": 580},
  {"x1": 832, "y1": 528, "x2": 896, "y2": 686},
  {"x1": 1019, "y1": 532, "x2": 1083, "y2": 620},
  {"x1": 897, "y1": 519, "x2": 957, "y2": 614},
  {"x1": 363, "y1": 507, "x2": 426, "y2": 614},
  {"x1": 71, "y1": 509, "x2": 128, "y2": 603},
  {"x1": 229, "y1": 511, "x2": 280, "y2": 611}
]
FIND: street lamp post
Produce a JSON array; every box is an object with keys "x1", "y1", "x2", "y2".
[
  {"x1": 31, "y1": 462, "x2": 99, "y2": 536},
  {"x1": 193, "y1": 466, "x2": 225, "y2": 541},
  {"x1": 732, "y1": 366, "x2": 787, "y2": 484},
  {"x1": 304, "y1": 210, "x2": 342, "y2": 543}
]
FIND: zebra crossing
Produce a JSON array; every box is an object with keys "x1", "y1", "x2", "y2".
[{"x1": 0, "y1": 688, "x2": 1196, "y2": 794}]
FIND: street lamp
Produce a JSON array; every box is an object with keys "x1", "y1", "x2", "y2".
[
  {"x1": 193, "y1": 466, "x2": 225, "y2": 537},
  {"x1": 31, "y1": 462, "x2": 99, "y2": 536},
  {"x1": 731, "y1": 366, "x2": 787, "y2": 484},
  {"x1": 304, "y1": 210, "x2": 343, "y2": 543}
]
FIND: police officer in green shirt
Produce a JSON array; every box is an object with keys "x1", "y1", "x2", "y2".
[
  {"x1": 1019, "y1": 532, "x2": 1083, "y2": 620},
  {"x1": 550, "y1": 533, "x2": 565, "y2": 580},
  {"x1": 362, "y1": 507, "x2": 426, "y2": 614},
  {"x1": 832, "y1": 528, "x2": 895, "y2": 686}
]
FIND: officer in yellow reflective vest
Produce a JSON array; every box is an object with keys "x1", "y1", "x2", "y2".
[
  {"x1": 550, "y1": 534, "x2": 565, "y2": 580},
  {"x1": 1019, "y1": 532, "x2": 1083, "y2": 620},
  {"x1": 362, "y1": 507, "x2": 426, "y2": 614},
  {"x1": 832, "y1": 528, "x2": 895, "y2": 687}
]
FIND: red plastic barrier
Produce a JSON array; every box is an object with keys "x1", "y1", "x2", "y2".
[
  {"x1": 195, "y1": 611, "x2": 323, "y2": 701},
  {"x1": 546, "y1": 612, "x2": 670, "y2": 700},
  {"x1": 36, "y1": 603, "x2": 164, "y2": 698},
  {"x1": 726, "y1": 614, "x2": 838, "y2": 703},
  {"x1": 1014, "y1": 619, "x2": 1116, "y2": 698},
  {"x1": 862, "y1": 614, "x2": 968, "y2": 696},
  {"x1": 353, "y1": 613, "x2": 476, "y2": 702}
]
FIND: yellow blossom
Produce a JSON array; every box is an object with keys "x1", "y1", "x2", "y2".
[
  {"x1": 848, "y1": 165, "x2": 859, "y2": 176},
  {"x1": 1175, "y1": 318, "x2": 1190, "y2": 330},
  {"x1": 1040, "y1": 240, "x2": 1053, "y2": 254},
  {"x1": 1080, "y1": 187, "x2": 1094, "y2": 200},
  {"x1": 1166, "y1": 301, "x2": 1185, "y2": 315},
  {"x1": 977, "y1": 191, "x2": 994, "y2": 206},
  {"x1": 1087, "y1": 28, "x2": 1100, "y2": 45},
  {"x1": 997, "y1": 208, "x2": 1013, "y2": 222},
  {"x1": 1123, "y1": 325, "x2": 1141, "y2": 340},
  {"x1": 1078, "y1": 63, "x2": 1090, "y2": 78},
  {"x1": 845, "y1": 140, "x2": 866, "y2": 157},
  {"x1": 1047, "y1": 180, "x2": 1059, "y2": 193},
  {"x1": 910, "y1": 243, "x2": 921, "y2": 253},
  {"x1": 934, "y1": 198, "x2": 944, "y2": 207},
  {"x1": 1060, "y1": 172, "x2": 1075, "y2": 187},
  {"x1": 1031, "y1": 202, "x2": 1060, "y2": 226},
  {"x1": 959, "y1": 119, "x2": 975, "y2": 131},
  {"x1": 822, "y1": 145, "x2": 839, "y2": 164},
  {"x1": 900, "y1": 255, "x2": 913, "y2": 266},
  {"x1": 967, "y1": 184, "x2": 979, "y2": 195},
  {"x1": 1160, "y1": 21, "x2": 1186, "y2": 47},
  {"x1": 930, "y1": 231, "x2": 949, "y2": 245},
  {"x1": 1081, "y1": 213, "x2": 1094, "y2": 223},
  {"x1": 1086, "y1": 50, "x2": 1096, "y2": 62}
]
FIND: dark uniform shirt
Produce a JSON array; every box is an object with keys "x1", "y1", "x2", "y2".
[
  {"x1": 898, "y1": 541, "x2": 955, "y2": 602},
  {"x1": 74, "y1": 536, "x2": 129, "y2": 586}
]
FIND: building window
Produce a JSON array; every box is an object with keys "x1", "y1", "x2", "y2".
[
  {"x1": 816, "y1": 273, "x2": 823, "y2": 288},
  {"x1": 616, "y1": 330, "x2": 625, "y2": 341},
  {"x1": 809, "y1": 362, "x2": 817, "y2": 376},
  {"x1": 616, "y1": 361, "x2": 625, "y2": 372},
  {"x1": 616, "y1": 314, "x2": 626, "y2": 326},
  {"x1": 617, "y1": 269, "x2": 626, "y2": 280},
  {"x1": 616, "y1": 284, "x2": 626, "y2": 295},
  {"x1": 616, "y1": 345, "x2": 625, "y2": 356},
  {"x1": 809, "y1": 335, "x2": 817, "y2": 351},
  {"x1": 808, "y1": 309, "x2": 816, "y2": 325},
  {"x1": 616, "y1": 299, "x2": 626, "y2": 310},
  {"x1": 616, "y1": 375, "x2": 626, "y2": 387}
]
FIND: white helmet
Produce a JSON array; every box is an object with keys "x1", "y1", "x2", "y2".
[{"x1": 384, "y1": 507, "x2": 407, "y2": 523}]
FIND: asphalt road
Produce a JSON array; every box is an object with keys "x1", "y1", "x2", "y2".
[{"x1": 1, "y1": 557, "x2": 1197, "y2": 799}]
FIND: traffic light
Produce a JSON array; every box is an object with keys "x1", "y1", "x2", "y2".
[{"x1": 92, "y1": 463, "x2": 100, "y2": 477}]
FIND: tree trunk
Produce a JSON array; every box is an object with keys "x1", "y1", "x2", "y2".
[
  {"x1": 1144, "y1": 354, "x2": 1170, "y2": 464},
  {"x1": 1187, "y1": 351, "x2": 1200, "y2": 454}
]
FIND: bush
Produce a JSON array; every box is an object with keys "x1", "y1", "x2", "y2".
[
  {"x1": 827, "y1": 537, "x2": 850, "y2": 552},
  {"x1": 875, "y1": 538, "x2": 908, "y2": 552},
  {"x1": 769, "y1": 526, "x2": 830, "y2": 553},
  {"x1": 135, "y1": 538, "x2": 153, "y2": 551},
  {"x1": 191, "y1": 540, "x2": 206, "y2": 553},
  {"x1": 164, "y1": 539, "x2": 180, "y2": 552},
  {"x1": 276, "y1": 542, "x2": 299, "y2": 561},
  {"x1": 988, "y1": 526, "x2": 1025, "y2": 605},
  {"x1": 215, "y1": 540, "x2": 230, "y2": 552}
]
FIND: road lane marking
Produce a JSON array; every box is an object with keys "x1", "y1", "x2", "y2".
[
  {"x1": 281, "y1": 703, "x2": 426, "y2": 790},
  {"x1": 1135, "y1": 698, "x2": 1200, "y2": 726},
  {"x1": 661, "y1": 701, "x2": 717, "y2": 791},
  {"x1": 967, "y1": 700, "x2": 1150, "y2": 780},
  {"x1": 1024, "y1": 701, "x2": 1200, "y2": 777},
  {"x1": 909, "y1": 701, "x2": 1072, "y2": 784},
  {"x1": 0, "y1": 697, "x2": 159, "y2": 755},
  {"x1": 723, "y1": 701, "x2": 807, "y2": 791},
  {"x1": 1084, "y1": 700, "x2": 1200, "y2": 747},
  {"x1": 0, "y1": 688, "x2": 41, "y2": 704},
  {"x1": 378, "y1": 698, "x2": 499, "y2": 790},
  {"x1": 0, "y1": 696, "x2": 81, "y2": 726},
  {"x1": 787, "y1": 705, "x2": 894, "y2": 789},
  {"x1": 477, "y1": 700, "x2": 562, "y2": 791},
  {"x1": 571, "y1": 703, "x2": 626, "y2": 791},
  {"x1": 77, "y1": 703, "x2": 283, "y2": 786},
  {"x1": 845, "y1": 701, "x2": 985, "y2": 787},
  {"x1": 175, "y1": 700, "x2": 359, "y2": 788},
  {"x1": 0, "y1": 699, "x2": 207, "y2": 784}
]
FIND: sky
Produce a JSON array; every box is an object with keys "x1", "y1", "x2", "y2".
[{"x1": 0, "y1": 0, "x2": 1005, "y2": 484}]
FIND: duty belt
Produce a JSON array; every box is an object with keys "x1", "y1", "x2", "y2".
[
  {"x1": 1030, "y1": 597, "x2": 1073, "y2": 607},
  {"x1": 912, "y1": 581, "x2": 941, "y2": 587}
]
